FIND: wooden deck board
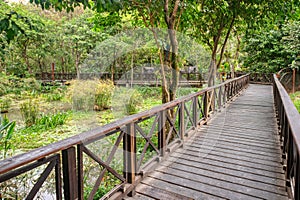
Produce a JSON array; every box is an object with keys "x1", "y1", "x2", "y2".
[
  {"x1": 168, "y1": 153, "x2": 286, "y2": 184},
  {"x1": 159, "y1": 161, "x2": 286, "y2": 195},
  {"x1": 135, "y1": 184, "x2": 193, "y2": 200},
  {"x1": 141, "y1": 177, "x2": 225, "y2": 200},
  {"x1": 124, "y1": 84, "x2": 287, "y2": 200}
]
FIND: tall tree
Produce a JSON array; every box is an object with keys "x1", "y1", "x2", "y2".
[{"x1": 182, "y1": 0, "x2": 299, "y2": 86}]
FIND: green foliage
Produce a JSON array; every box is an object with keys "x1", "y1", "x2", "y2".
[
  {"x1": 112, "y1": 87, "x2": 143, "y2": 117},
  {"x1": 94, "y1": 80, "x2": 115, "y2": 111},
  {"x1": 37, "y1": 112, "x2": 68, "y2": 129},
  {"x1": 20, "y1": 99, "x2": 39, "y2": 127},
  {"x1": 135, "y1": 86, "x2": 161, "y2": 99},
  {"x1": 24, "y1": 112, "x2": 68, "y2": 132},
  {"x1": 42, "y1": 87, "x2": 66, "y2": 102},
  {"x1": 0, "y1": 2, "x2": 35, "y2": 56},
  {"x1": 176, "y1": 87, "x2": 199, "y2": 97},
  {"x1": 84, "y1": 178, "x2": 115, "y2": 200},
  {"x1": 242, "y1": 18, "x2": 300, "y2": 73},
  {"x1": 0, "y1": 73, "x2": 41, "y2": 95},
  {"x1": 0, "y1": 115, "x2": 16, "y2": 159},
  {"x1": 0, "y1": 97, "x2": 11, "y2": 112}
]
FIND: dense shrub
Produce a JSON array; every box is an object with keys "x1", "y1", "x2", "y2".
[
  {"x1": 67, "y1": 80, "x2": 97, "y2": 111},
  {"x1": 94, "y1": 80, "x2": 115, "y2": 111},
  {"x1": 67, "y1": 79, "x2": 115, "y2": 111}
]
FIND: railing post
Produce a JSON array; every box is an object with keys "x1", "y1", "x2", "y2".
[
  {"x1": 62, "y1": 147, "x2": 78, "y2": 200},
  {"x1": 227, "y1": 82, "x2": 231, "y2": 99},
  {"x1": 218, "y1": 86, "x2": 222, "y2": 111},
  {"x1": 204, "y1": 91, "x2": 209, "y2": 122},
  {"x1": 193, "y1": 97, "x2": 198, "y2": 128},
  {"x1": 55, "y1": 156, "x2": 62, "y2": 200},
  {"x1": 123, "y1": 123, "x2": 136, "y2": 196},
  {"x1": 179, "y1": 102, "x2": 185, "y2": 139},
  {"x1": 158, "y1": 110, "x2": 166, "y2": 156}
]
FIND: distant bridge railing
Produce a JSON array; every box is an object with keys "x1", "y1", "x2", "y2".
[
  {"x1": 35, "y1": 72, "x2": 202, "y2": 83},
  {"x1": 273, "y1": 74, "x2": 300, "y2": 199},
  {"x1": 236, "y1": 72, "x2": 272, "y2": 84},
  {"x1": 0, "y1": 74, "x2": 249, "y2": 199}
]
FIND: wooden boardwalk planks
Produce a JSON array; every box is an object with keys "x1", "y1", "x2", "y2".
[{"x1": 125, "y1": 84, "x2": 287, "y2": 200}]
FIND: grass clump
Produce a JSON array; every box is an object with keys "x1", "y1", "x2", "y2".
[
  {"x1": 67, "y1": 80, "x2": 97, "y2": 111},
  {"x1": 67, "y1": 79, "x2": 115, "y2": 111},
  {"x1": 20, "y1": 99, "x2": 39, "y2": 127},
  {"x1": 290, "y1": 91, "x2": 300, "y2": 113},
  {"x1": 112, "y1": 87, "x2": 143, "y2": 117}
]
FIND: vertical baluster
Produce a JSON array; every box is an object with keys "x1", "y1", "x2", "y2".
[
  {"x1": 225, "y1": 83, "x2": 228, "y2": 102},
  {"x1": 193, "y1": 97, "x2": 198, "y2": 128},
  {"x1": 77, "y1": 144, "x2": 84, "y2": 200},
  {"x1": 158, "y1": 110, "x2": 166, "y2": 156},
  {"x1": 123, "y1": 123, "x2": 136, "y2": 196},
  {"x1": 218, "y1": 86, "x2": 222, "y2": 111},
  {"x1": 204, "y1": 91, "x2": 209, "y2": 122},
  {"x1": 295, "y1": 153, "x2": 300, "y2": 199},
  {"x1": 55, "y1": 155, "x2": 62, "y2": 200},
  {"x1": 179, "y1": 102, "x2": 185, "y2": 139},
  {"x1": 285, "y1": 127, "x2": 292, "y2": 187},
  {"x1": 62, "y1": 147, "x2": 79, "y2": 200}
]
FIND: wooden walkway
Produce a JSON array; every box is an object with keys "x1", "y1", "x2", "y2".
[{"x1": 126, "y1": 84, "x2": 288, "y2": 200}]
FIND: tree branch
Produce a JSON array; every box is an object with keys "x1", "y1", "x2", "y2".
[{"x1": 217, "y1": 15, "x2": 236, "y2": 68}]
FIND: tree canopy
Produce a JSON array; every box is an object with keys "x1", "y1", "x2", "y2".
[{"x1": 1, "y1": 0, "x2": 300, "y2": 101}]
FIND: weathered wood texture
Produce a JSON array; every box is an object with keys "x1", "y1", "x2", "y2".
[{"x1": 125, "y1": 84, "x2": 287, "y2": 200}]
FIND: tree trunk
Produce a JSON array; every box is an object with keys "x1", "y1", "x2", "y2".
[
  {"x1": 164, "y1": 0, "x2": 180, "y2": 102},
  {"x1": 232, "y1": 34, "x2": 241, "y2": 78},
  {"x1": 207, "y1": 55, "x2": 217, "y2": 87},
  {"x1": 217, "y1": 16, "x2": 235, "y2": 70},
  {"x1": 153, "y1": 35, "x2": 169, "y2": 104},
  {"x1": 38, "y1": 58, "x2": 44, "y2": 74},
  {"x1": 23, "y1": 42, "x2": 32, "y2": 74},
  {"x1": 130, "y1": 51, "x2": 134, "y2": 88},
  {"x1": 75, "y1": 50, "x2": 80, "y2": 79},
  {"x1": 168, "y1": 30, "x2": 179, "y2": 102},
  {"x1": 61, "y1": 57, "x2": 65, "y2": 74}
]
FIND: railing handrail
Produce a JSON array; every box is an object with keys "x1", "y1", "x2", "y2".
[
  {"x1": 0, "y1": 74, "x2": 249, "y2": 174},
  {"x1": 273, "y1": 74, "x2": 300, "y2": 154},
  {"x1": 273, "y1": 73, "x2": 300, "y2": 199}
]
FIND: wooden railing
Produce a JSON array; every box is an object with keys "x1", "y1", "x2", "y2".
[
  {"x1": 0, "y1": 74, "x2": 249, "y2": 200},
  {"x1": 236, "y1": 72, "x2": 272, "y2": 84},
  {"x1": 273, "y1": 74, "x2": 300, "y2": 199},
  {"x1": 35, "y1": 72, "x2": 202, "y2": 81}
]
